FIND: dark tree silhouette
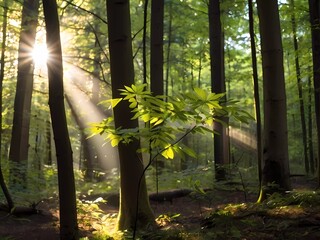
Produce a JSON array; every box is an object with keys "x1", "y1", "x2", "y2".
[
  {"x1": 256, "y1": 0, "x2": 291, "y2": 201},
  {"x1": 208, "y1": 0, "x2": 230, "y2": 181},
  {"x1": 42, "y1": 0, "x2": 79, "y2": 238}
]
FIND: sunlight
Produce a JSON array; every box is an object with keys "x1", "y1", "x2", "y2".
[
  {"x1": 64, "y1": 63, "x2": 119, "y2": 171},
  {"x1": 32, "y1": 43, "x2": 48, "y2": 67}
]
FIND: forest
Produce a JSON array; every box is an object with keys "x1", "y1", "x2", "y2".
[{"x1": 0, "y1": 0, "x2": 320, "y2": 239}]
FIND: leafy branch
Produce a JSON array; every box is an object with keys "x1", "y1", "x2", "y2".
[{"x1": 93, "y1": 84, "x2": 252, "y2": 161}]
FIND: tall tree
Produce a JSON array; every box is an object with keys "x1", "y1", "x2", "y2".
[
  {"x1": 290, "y1": 0, "x2": 309, "y2": 174},
  {"x1": 9, "y1": 0, "x2": 40, "y2": 187},
  {"x1": 208, "y1": 0, "x2": 230, "y2": 181},
  {"x1": 42, "y1": 0, "x2": 79, "y2": 238},
  {"x1": 308, "y1": 0, "x2": 320, "y2": 184},
  {"x1": 307, "y1": 72, "x2": 315, "y2": 174},
  {"x1": 256, "y1": 0, "x2": 291, "y2": 201},
  {"x1": 150, "y1": 0, "x2": 164, "y2": 191},
  {"x1": 106, "y1": 0, "x2": 155, "y2": 231},
  {"x1": 150, "y1": 0, "x2": 164, "y2": 96},
  {"x1": 0, "y1": 0, "x2": 14, "y2": 210},
  {"x1": 248, "y1": 0, "x2": 262, "y2": 183},
  {"x1": 164, "y1": 1, "x2": 173, "y2": 97}
]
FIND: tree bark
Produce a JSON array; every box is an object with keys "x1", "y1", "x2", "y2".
[
  {"x1": 42, "y1": 0, "x2": 79, "y2": 239},
  {"x1": 165, "y1": 1, "x2": 173, "y2": 97},
  {"x1": 208, "y1": 0, "x2": 230, "y2": 181},
  {"x1": 150, "y1": 0, "x2": 164, "y2": 96},
  {"x1": 9, "y1": 0, "x2": 40, "y2": 188},
  {"x1": 248, "y1": 0, "x2": 262, "y2": 183},
  {"x1": 106, "y1": 0, "x2": 155, "y2": 231},
  {"x1": 290, "y1": 0, "x2": 309, "y2": 174},
  {"x1": 256, "y1": 0, "x2": 291, "y2": 201},
  {"x1": 0, "y1": 0, "x2": 14, "y2": 210},
  {"x1": 307, "y1": 73, "x2": 315, "y2": 174},
  {"x1": 308, "y1": 0, "x2": 320, "y2": 185}
]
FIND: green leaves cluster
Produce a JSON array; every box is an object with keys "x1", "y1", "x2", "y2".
[{"x1": 93, "y1": 84, "x2": 252, "y2": 161}]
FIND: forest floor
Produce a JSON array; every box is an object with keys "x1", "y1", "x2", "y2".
[{"x1": 1, "y1": 177, "x2": 320, "y2": 240}]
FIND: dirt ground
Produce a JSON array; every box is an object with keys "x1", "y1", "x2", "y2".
[
  {"x1": 0, "y1": 177, "x2": 319, "y2": 240},
  {"x1": 0, "y1": 190, "x2": 252, "y2": 239}
]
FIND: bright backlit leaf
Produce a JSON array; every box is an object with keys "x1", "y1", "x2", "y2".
[
  {"x1": 162, "y1": 146, "x2": 174, "y2": 159},
  {"x1": 194, "y1": 87, "x2": 207, "y2": 100}
]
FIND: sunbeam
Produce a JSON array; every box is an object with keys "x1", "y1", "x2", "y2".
[{"x1": 64, "y1": 63, "x2": 119, "y2": 172}]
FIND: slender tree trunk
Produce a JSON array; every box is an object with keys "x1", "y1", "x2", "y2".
[
  {"x1": 308, "y1": 0, "x2": 320, "y2": 185},
  {"x1": 150, "y1": 0, "x2": 164, "y2": 96},
  {"x1": 64, "y1": 94, "x2": 95, "y2": 180},
  {"x1": 106, "y1": 0, "x2": 155, "y2": 231},
  {"x1": 9, "y1": 0, "x2": 40, "y2": 188},
  {"x1": 290, "y1": 0, "x2": 309, "y2": 174},
  {"x1": 142, "y1": 0, "x2": 149, "y2": 86},
  {"x1": 150, "y1": 0, "x2": 164, "y2": 189},
  {"x1": 165, "y1": 1, "x2": 173, "y2": 97},
  {"x1": 256, "y1": 0, "x2": 291, "y2": 201},
  {"x1": 198, "y1": 53, "x2": 202, "y2": 88},
  {"x1": 92, "y1": 26, "x2": 101, "y2": 105},
  {"x1": 45, "y1": 119, "x2": 52, "y2": 165},
  {"x1": 308, "y1": 73, "x2": 315, "y2": 174},
  {"x1": 42, "y1": 0, "x2": 79, "y2": 239},
  {"x1": 0, "y1": 0, "x2": 14, "y2": 210},
  {"x1": 248, "y1": 0, "x2": 262, "y2": 184},
  {"x1": 208, "y1": 0, "x2": 230, "y2": 181}
]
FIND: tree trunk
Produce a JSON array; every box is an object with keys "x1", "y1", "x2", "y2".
[
  {"x1": 9, "y1": 0, "x2": 40, "y2": 188},
  {"x1": 42, "y1": 0, "x2": 79, "y2": 239},
  {"x1": 142, "y1": 0, "x2": 149, "y2": 86},
  {"x1": 64, "y1": 93, "x2": 95, "y2": 180},
  {"x1": 308, "y1": 0, "x2": 320, "y2": 185},
  {"x1": 165, "y1": 1, "x2": 173, "y2": 97},
  {"x1": 45, "y1": 118, "x2": 52, "y2": 165},
  {"x1": 308, "y1": 73, "x2": 315, "y2": 174},
  {"x1": 150, "y1": 0, "x2": 165, "y2": 190},
  {"x1": 290, "y1": 0, "x2": 309, "y2": 174},
  {"x1": 256, "y1": 0, "x2": 291, "y2": 201},
  {"x1": 248, "y1": 0, "x2": 262, "y2": 183},
  {"x1": 150, "y1": 0, "x2": 164, "y2": 96},
  {"x1": 106, "y1": 0, "x2": 155, "y2": 231},
  {"x1": 208, "y1": 0, "x2": 230, "y2": 181},
  {"x1": 0, "y1": 0, "x2": 14, "y2": 211},
  {"x1": 92, "y1": 15, "x2": 102, "y2": 106}
]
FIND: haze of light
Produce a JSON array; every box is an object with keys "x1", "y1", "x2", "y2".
[{"x1": 32, "y1": 43, "x2": 48, "y2": 67}]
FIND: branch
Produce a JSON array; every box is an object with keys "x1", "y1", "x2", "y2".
[{"x1": 62, "y1": 0, "x2": 108, "y2": 25}]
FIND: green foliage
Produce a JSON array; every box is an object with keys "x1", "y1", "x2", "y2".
[
  {"x1": 76, "y1": 168, "x2": 119, "y2": 197},
  {"x1": 77, "y1": 197, "x2": 114, "y2": 237},
  {"x1": 156, "y1": 212, "x2": 181, "y2": 225},
  {"x1": 0, "y1": 162, "x2": 58, "y2": 206},
  {"x1": 93, "y1": 84, "x2": 252, "y2": 163},
  {"x1": 264, "y1": 190, "x2": 320, "y2": 208}
]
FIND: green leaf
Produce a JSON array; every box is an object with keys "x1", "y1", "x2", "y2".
[
  {"x1": 141, "y1": 113, "x2": 150, "y2": 122},
  {"x1": 162, "y1": 146, "x2": 174, "y2": 159},
  {"x1": 154, "y1": 118, "x2": 164, "y2": 126},
  {"x1": 107, "y1": 133, "x2": 121, "y2": 147},
  {"x1": 181, "y1": 145, "x2": 197, "y2": 158},
  {"x1": 207, "y1": 92, "x2": 225, "y2": 101},
  {"x1": 129, "y1": 101, "x2": 137, "y2": 108},
  {"x1": 194, "y1": 87, "x2": 207, "y2": 100}
]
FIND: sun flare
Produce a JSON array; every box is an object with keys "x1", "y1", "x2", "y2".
[{"x1": 32, "y1": 43, "x2": 48, "y2": 66}]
